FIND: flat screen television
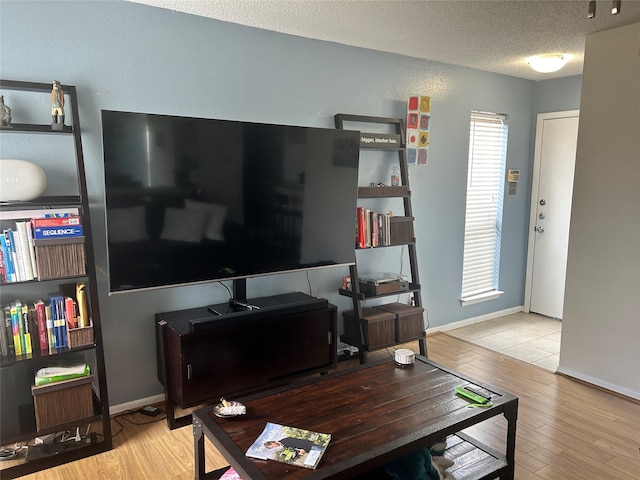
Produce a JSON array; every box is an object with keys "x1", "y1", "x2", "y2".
[{"x1": 101, "y1": 110, "x2": 360, "y2": 295}]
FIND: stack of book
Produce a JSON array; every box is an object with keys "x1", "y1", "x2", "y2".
[
  {"x1": 355, "y1": 207, "x2": 392, "y2": 249},
  {"x1": 0, "y1": 209, "x2": 85, "y2": 283},
  {"x1": 0, "y1": 284, "x2": 93, "y2": 358}
]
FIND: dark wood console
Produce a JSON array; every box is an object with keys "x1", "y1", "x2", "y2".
[{"x1": 156, "y1": 292, "x2": 337, "y2": 429}]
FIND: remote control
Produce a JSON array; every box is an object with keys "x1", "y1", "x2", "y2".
[
  {"x1": 461, "y1": 384, "x2": 493, "y2": 401},
  {"x1": 455, "y1": 386, "x2": 490, "y2": 404},
  {"x1": 229, "y1": 299, "x2": 260, "y2": 311}
]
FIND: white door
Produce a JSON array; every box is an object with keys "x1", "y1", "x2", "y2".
[{"x1": 524, "y1": 111, "x2": 579, "y2": 319}]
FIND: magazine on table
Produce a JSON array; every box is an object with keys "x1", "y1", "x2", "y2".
[{"x1": 245, "y1": 422, "x2": 331, "y2": 470}]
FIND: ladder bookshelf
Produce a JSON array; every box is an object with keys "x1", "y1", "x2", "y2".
[{"x1": 335, "y1": 113, "x2": 427, "y2": 363}]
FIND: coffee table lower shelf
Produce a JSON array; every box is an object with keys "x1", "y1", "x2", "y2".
[{"x1": 207, "y1": 432, "x2": 508, "y2": 480}]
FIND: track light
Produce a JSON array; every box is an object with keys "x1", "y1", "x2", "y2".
[
  {"x1": 612, "y1": 0, "x2": 621, "y2": 14},
  {"x1": 588, "y1": 0, "x2": 596, "y2": 18}
]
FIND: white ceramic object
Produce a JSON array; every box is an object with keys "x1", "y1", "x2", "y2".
[
  {"x1": 0, "y1": 159, "x2": 47, "y2": 202},
  {"x1": 394, "y1": 348, "x2": 416, "y2": 366}
]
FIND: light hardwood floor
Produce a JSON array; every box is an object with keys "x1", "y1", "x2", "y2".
[{"x1": 10, "y1": 333, "x2": 640, "y2": 479}]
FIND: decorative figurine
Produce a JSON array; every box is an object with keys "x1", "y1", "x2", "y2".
[
  {"x1": 51, "y1": 80, "x2": 65, "y2": 130},
  {"x1": 0, "y1": 95, "x2": 12, "y2": 128}
]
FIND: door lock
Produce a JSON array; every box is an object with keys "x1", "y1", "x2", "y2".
[
  {"x1": 538, "y1": 212, "x2": 545, "y2": 219},
  {"x1": 539, "y1": 199, "x2": 546, "y2": 206}
]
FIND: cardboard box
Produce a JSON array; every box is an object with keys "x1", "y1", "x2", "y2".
[
  {"x1": 31, "y1": 375, "x2": 94, "y2": 430},
  {"x1": 343, "y1": 308, "x2": 396, "y2": 349},
  {"x1": 374, "y1": 303, "x2": 425, "y2": 342}
]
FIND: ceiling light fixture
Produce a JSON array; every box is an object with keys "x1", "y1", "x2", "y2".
[
  {"x1": 588, "y1": 0, "x2": 596, "y2": 18},
  {"x1": 612, "y1": 0, "x2": 621, "y2": 14},
  {"x1": 527, "y1": 54, "x2": 569, "y2": 73}
]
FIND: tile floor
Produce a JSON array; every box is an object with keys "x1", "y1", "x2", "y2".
[{"x1": 445, "y1": 311, "x2": 562, "y2": 372}]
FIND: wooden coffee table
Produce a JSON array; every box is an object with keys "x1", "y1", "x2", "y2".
[{"x1": 193, "y1": 356, "x2": 517, "y2": 479}]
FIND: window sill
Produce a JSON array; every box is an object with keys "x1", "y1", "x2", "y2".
[{"x1": 461, "y1": 290, "x2": 504, "y2": 307}]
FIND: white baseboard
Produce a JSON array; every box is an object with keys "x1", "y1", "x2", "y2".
[
  {"x1": 426, "y1": 306, "x2": 523, "y2": 335},
  {"x1": 556, "y1": 366, "x2": 640, "y2": 401},
  {"x1": 110, "y1": 393, "x2": 165, "y2": 415}
]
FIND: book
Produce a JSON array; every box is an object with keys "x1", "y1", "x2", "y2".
[
  {"x1": 15, "y1": 221, "x2": 35, "y2": 280},
  {"x1": 5, "y1": 229, "x2": 25, "y2": 281},
  {"x1": 35, "y1": 300, "x2": 48, "y2": 352},
  {"x1": 2, "y1": 305, "x2": 15, "y2": 357},
  {"x1": 0, "y1": 306, "x2": 9, "y2": 356},
  {"x1": 10, "y1": 302, "x2": 22, "y2": 356},
  {"x1": 31, "y1": 215, "x2": 81, "y2": 228},
  {"x1": 245, "y1": 422, "x2": 331, "y2": 470},
  {"x1": 50, "y1": 296, "x2": 68, "y2": 348},
  {"x1": 33, "y1": 225, "x2": 83, "y2": 240},
  {"x1": 0, "y1": 207, "x2": 79, "y2": 221},
  {"x1": 24, "y1": 220, "x2": 38, "y2": 279},
  {"x1": 21, "y1": 303, "x2": 33, "y2": 355},
  {"x1": 64, "y1": 296, "x2": 77, "y2": 329},
  {"x1": 219, "y1": 467, "x2": 242, "y2": 480},
  {"x1": 0, "y1": 234, "x2": 16, "y2": 282},
  {"x1": 76, "y1": 282, "x2": 90, "y2": 328},
  {"x1": 45, "y1": 304, "x2": 55, "y2": 352}
]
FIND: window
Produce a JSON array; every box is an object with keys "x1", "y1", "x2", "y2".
[{"x1": 461, "y1": 111, "x2": 508, "y2": 305}]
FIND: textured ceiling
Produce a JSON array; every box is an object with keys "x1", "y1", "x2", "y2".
[{"x1": 130, "y1": 0, "x2": 640, "y2": 80}]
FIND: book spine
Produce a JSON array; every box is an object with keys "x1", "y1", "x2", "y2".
[
  {"x1": 0, "y1": 207, "x2": 79, "y2": 221},
  {"x1": 6, "y1": 229, "x2": 25, "y2": 282},
  {"x1": 356, "y1": 207, "x2": 365, "y2": 249},
  {"x1": 76, "y1": 282, "x2": 90, "y2": 327},
  {"x1": 45, "y1": 304, "x2": 55, "y2": 352},
  {"x1": 24, "y1": 221, "x2": 38, "y2": 279},
  {"x1": 16, "y1": 221, "x2": 35, "y2": 280},
  {"x1": 32, "y1": 216, "x2": 81, "y2": 227},
  {"x1": 65, "y1": 296, "x2": 77, "y2": 329},
  {"x1": 21, "y1": 303, "x2": 32, "y2": 355},
  {"x1": 4, "y1": 305, "x2": 14, "y2": 356},
  {"x1": 10, "y1": 303, "x2": 22, "y2": 356},
  {"x1": 35, "y1": 300, "x2": 48, "y2": 352},
  {"x1": 53, "y1": 296, "x2": 68, "y2": 348},
  {"x1": 33, "y1": 225, "x2": 83, "y2": 240},
  {"x1": 0, "y1": 306, "x2": 8, "y2": 356},
  {"x1": 0, "y1": 234, "x2": 16, "y2": 283}
]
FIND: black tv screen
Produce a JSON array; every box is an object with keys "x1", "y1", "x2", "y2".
[{"x1": 101, "y1": 110, "x2": 360, "y2": 293}]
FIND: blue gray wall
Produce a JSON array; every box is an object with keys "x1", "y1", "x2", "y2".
[{"x1": 1, "y1": 1, "x2": 581, "y2": 406}]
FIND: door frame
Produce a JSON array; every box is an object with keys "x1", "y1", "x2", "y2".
[{"x1": 524, "y1": 110, "x2": 579, "y2": 314}]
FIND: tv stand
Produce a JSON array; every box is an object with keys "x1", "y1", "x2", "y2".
[{"x1": 156, "y1": 292, "x2": 337, "y2": 429}]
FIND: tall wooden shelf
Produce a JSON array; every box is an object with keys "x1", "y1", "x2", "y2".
[
  {"x1": 335, "y1": 113, "x2": 427, "y2": 363},
  {"x1": 0, "y1": 79, "x2": 112, "y2": 478}
]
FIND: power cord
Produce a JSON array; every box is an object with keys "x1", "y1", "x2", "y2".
[
  {"x1": 105, "y1": 407, "x2": 168, "y2": 439},
  {"x1": 0, "y1": 443, "x2": 28, "y2": 461}
]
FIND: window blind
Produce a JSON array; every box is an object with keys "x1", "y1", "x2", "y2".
[{"x1": 461, "y1": 112, "x2": 507, "y2": 300}]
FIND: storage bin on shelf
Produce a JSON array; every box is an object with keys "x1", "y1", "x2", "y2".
[
  {"x1": 343, "y1": 307, "x2": 396, "y2": 349},
  {"x1": 33, "y1": 236, "x2": 86, "y2": 280},
  {"x1": 31, "y1": 375, "x2": 94, "y2": 430},
  {"x1": 67, "y1": 326, "x2": 94, "y2": 348},
  {"x1": 389, "y1": 217, "x2": 415, "y2": 245},
  {"x1": 373, "y1": 303, "x2": 425, "y2": 342}
]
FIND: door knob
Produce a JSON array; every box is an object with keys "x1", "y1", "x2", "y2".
[{"x1": 535, "y1": 226, "x2": 544, "y2": 233}]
